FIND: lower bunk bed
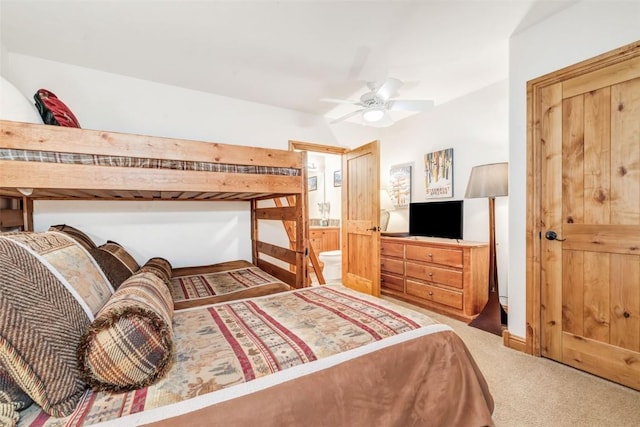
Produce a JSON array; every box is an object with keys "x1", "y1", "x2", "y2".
[
  {"x1": 0, "y1": 231, "x2": 495, "y2": 427},
  {"x1": 49, "y1": 224, "x2": 293, "y2": 310}
]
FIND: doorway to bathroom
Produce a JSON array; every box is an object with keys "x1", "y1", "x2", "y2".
[
  {"x1": 289, "y1": 141, "x2": 347, "y2": 285},
  {"x1": 289, "y1": 140, "x2": 381, "y2": 296}
]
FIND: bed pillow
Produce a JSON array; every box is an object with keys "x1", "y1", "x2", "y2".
[
  {"x1": 90, "y1": 241, "x2": 140, "y2": 289},
  {"x1": 0, "y1": 76, "x2": 43, "y2": 124},
  {"x1": 139, "y1": 257, "x2": 173, "y2": 287},
  {"x1": 78, "y1": 271, "x2": 175, "y2": 393},
  {"x1": 48, "y1": 224, "x2": 97, "y2": 252},
  {"x1": 0, "y1": 365, "x2": 32, "y2": 427},
  {"x1": 0, "y1": 232, "x2": 114, "y2": 417},
  {"x1": 33, "y1": 88, "x2": 81, "y2": 127}
]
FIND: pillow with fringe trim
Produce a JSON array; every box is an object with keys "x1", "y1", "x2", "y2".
[{"x1": 78, "y1": 271, "x2": 175, "y2": 392}]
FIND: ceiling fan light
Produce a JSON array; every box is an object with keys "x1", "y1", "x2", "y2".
[{"x1": 362, "y1": 108, "x2": 384, "y2": 123}]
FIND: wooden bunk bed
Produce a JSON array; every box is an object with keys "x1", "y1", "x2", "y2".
[
  {"x1": 0, "y1": 119, "x2": 309, "y2": 289},
  {"x1": 0, "y1": 119, "x2": 495, "y2": 426}
]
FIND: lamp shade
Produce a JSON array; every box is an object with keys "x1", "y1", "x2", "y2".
[{"x1": 464, "y1": 162, "x2": 508, "y2": 199}]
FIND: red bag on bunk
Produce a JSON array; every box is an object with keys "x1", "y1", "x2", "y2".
[{"x1": 33, "y1": 88, "x2": 81, "y2": 127}]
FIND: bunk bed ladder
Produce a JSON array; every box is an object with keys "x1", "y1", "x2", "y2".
[{"x1": 274, "y1": 196, "x2": 326, "y2": 285}]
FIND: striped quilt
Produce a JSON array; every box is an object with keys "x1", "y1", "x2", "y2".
[
  {"x1": 172, "y1": 266, "x2": 284, "y2": 302},
  {"x1": 18, "y1": 285, "x2": 439, "y2": 426}
]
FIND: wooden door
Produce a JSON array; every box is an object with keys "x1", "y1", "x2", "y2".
[
  {"x1": 341, "y1": 140, "x2": 380, "y2": 296},
  {"x1": 538, "y1": 51, "x2": 640, "y2": 389}
]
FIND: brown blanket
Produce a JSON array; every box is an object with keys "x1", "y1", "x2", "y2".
[{"x1": 146, "y1": 330, "x2": 494, "y2": 427}]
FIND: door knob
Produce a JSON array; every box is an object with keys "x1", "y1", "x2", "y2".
[
  {"x1": 545, "y1": 230, "x2": 566, "y2": 241},
  {"x1": 367, "y1": 226, "x2": 380, "y2": 232}
]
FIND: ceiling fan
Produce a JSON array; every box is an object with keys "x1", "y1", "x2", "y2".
[{"x1": 323, "y1": 77, "x2": 434, "y2": 125}]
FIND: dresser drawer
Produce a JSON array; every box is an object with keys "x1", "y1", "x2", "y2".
[
  {"x1": 381, "y1": 241, "x2": 404, "y2": 258},
  {"x1": 406, "y1": 245, "x2": 463, "y2": 268},
  {"x1": 405, "y1": 262, "x2": 463, "y2": 289},
  {"x1": 380, "y1": 257, "x2": 404, "y2": 275},
  {"x1": 381, "y1": 273, "x2": 404, "y2": 292},
  {"x1": 406, "y1": 279, "x2": 463, "y2": 310}
]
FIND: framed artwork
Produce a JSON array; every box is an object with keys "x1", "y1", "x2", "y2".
[
  {"x1": 333, "y1": 170, "x2": 342, "y2": 187},
  {"x1": 389, "y1": 163, "x2": 412, "y2": 208},
  {"x1": 424, "y1": 148, "x2": 453, "y2": 198},
  {"x1": 308, "y1": 176, "x2": 317, "y2": 191}
]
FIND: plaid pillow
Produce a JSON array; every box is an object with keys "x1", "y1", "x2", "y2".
[{"x1": 78, "y1": 272, "x2": 175, "y2": 392}]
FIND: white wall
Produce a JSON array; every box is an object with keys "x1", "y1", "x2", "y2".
[
  {"x1": 508, "y1": 1, "x2": 640, "y2": 337},
  {"x1": 1, "y1": 53, "x2": 373, "y2": 267},
  {"x1": 379, "y1": 80, "x2": 510, "y2": 301}
]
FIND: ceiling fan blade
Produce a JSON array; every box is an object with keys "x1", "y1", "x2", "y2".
[
  {"x1": 388, "y1": 99, "x2": 434, "y2": 111},
  {"x1": 375, "y1": 77, "x2": 403, "y2": 100},
  {"x1": 321, "y1": 98, "x2": 361, "y2": 104},
  {"x1": 330, "y1": 109, "x2": 365, "y2": 124}
]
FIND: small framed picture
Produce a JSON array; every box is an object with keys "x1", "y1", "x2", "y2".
[
  {"x1": 308, "y1": 176, "x2": 317, "y2": 191},
  {"x1": 333, "y1": 170, "x2": 342, "y2": 187}
]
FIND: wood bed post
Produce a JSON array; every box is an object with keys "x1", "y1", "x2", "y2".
[
  {"x1": 251, "y1": 199, "x2": 258, "y2": 264},
  {"x1": 297, "y1": 150, "x2": 309, "y2": 289},
  {"x1": 295, "y1": 193, "x2": 309, "y2": 289},
  {"x1": 21, "y1": 197, "x2": 34, "y2": 231}
]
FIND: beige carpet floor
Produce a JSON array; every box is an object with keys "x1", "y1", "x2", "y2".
[{"x1": 383, "y1": 297, "x2": 640, "y2": 427}]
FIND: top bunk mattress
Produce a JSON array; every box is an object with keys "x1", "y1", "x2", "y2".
[{"x1": 0, "y1": 148, "x2": 300, "y2": 176}]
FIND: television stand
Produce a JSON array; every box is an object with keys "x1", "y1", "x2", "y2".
[
  {"x1": 380, "y1": 231, "x2": 410, "y2": 238},
  {"x1": 380, "y1": 236, "x2": 489, "y2": 322}
]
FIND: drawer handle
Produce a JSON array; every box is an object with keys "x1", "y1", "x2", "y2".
[
  {"x1": 428, "y1": 291, "x2": 434, "y2": 296},
  {"x1": 427, "y1": 253, "x2": 433, "y2": 258},
  {"x1": 428, "y1": 272, "x2": 433, "y2": 276}
]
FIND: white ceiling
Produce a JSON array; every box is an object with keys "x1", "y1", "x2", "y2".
[{"x1": 0, "y1": 0, "x2": 577, "y2": 126}]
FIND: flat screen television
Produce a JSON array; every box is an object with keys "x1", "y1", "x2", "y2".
[{"x1": 409, "y1": 200, "x2": 463, "y2": 240}]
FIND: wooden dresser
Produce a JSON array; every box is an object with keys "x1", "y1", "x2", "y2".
[{"x1": 380, "y1": 236, "x2": 489, "y2": 322}]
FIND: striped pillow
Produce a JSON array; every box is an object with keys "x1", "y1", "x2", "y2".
[
  {"x1": 0, "y1": 232, "x2": 113, "y2": 417},
  {"x1": 91, "y1": 241, "x2": 140, "y2": 289},
  {"x1": 139, "y1": 257, "x2": 173, "y2": 287},
  {"x1": 78, "y1": 271, "x2": 175, "y2": 392}
]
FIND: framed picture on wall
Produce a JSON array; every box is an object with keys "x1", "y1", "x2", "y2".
[
  {"x1": 424, "y1": 148, "x2": 453, "y2": 198},
  {"x1": 333, "y1": 170, "x2": 342, "y2": 187},
  {"x1": 389, "y1": 163, "x2": 412, "y2": 208},
  {"x1": 308, "y1": 176, "x2": 317, "y2": 191}
]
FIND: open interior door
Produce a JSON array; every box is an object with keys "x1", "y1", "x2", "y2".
[{"x1": 341, "y1": 140, "x2": 380, "y2": 296}]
